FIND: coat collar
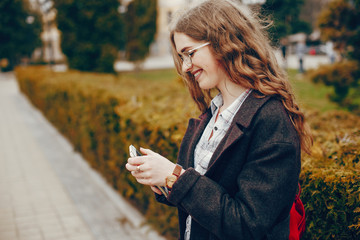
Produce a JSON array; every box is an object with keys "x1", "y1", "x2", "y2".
[{"x1": 189, "y1": 91, "x2": 271, "y2": 175}]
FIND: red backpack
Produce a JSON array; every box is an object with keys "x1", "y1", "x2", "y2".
[{"x1": 289, "y1": 184, "x2": 306, "y2": 240}]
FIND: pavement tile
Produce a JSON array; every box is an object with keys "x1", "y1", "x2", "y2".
[
  {"x1": 0, "y1": 230, "x2": 18, "y2": 240},
  {"x1": 67, "y1": 236, "x2": 94, "y2": 240},
  {"x1": 41, "y1": 228, "x2": 67, "y2": 239},
  {"x1": 0, "y1": 222, "x2": 16, "y2": 234},
  {"x1": 18, "y1": 227, "x2": 42, "y2": 239},
  {"x1": 19, "y1": 236, "x2": 44, "y2": 240}
]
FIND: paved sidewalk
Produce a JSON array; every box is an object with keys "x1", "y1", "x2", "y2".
[{"x1": 0, "y1": 72, "x2": 166, "y2": 240}]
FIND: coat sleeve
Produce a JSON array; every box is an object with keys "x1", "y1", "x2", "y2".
[
  {"x1": 167, "y1": 100, "x2": 301, "y2": 239},
  {"x1": 154, "y1": 192, "x2": 173, "y2": 206}
]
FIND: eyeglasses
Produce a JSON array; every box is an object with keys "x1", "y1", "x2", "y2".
[{"x1": 179, "y1": 42, "x2": 210, "y2": 67}]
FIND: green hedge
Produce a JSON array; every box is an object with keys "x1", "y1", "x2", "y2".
[{"x1": 15, "y1": 66, "x2": 360, "y2": 239}]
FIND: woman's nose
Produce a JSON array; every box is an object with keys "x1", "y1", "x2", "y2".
[{"x1": 182, "y1": 61, "x2": 192, "y2": 73}]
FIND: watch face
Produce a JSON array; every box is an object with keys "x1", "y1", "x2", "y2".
[{"x1": 166, "y1": 175, "x2": 177, "y2": 189}]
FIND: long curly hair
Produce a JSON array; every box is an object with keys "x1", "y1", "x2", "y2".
[{"x1": 169, "y1": 0, "x2": 312, "y2": 154}]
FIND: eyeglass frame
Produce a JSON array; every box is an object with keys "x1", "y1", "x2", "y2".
[{"x1": 179, "y1": 42, "x2": 210, "y2": 67}]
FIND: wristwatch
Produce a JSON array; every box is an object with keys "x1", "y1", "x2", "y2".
[{"x1": 166, "y1": 164, "x2": 182, "y2": 190}]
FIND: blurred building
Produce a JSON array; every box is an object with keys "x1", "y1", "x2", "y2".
[
  {"x1": 149, "y1": 0, "x2": 265, "y2": 57},
  {"x1": 149, "y1": 0, "x2": 185, "y2": 56}
]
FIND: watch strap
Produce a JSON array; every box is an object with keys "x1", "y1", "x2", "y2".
[
  {"x1": 173, "y1": 164, "x2": 182, "y2": 177},
  {"x1": 165, "y1": 164, "x2": 182, "y2": 190}
]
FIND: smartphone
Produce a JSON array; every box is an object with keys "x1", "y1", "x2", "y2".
[
  {"x1": 129, "y1": 145, "x2": 142, "y2": 158},
  {"x1": 128, "y1": 145, "x2": 169, "y2": 197}
]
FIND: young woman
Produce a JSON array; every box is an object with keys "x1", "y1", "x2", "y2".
[{"x1": 126, "y1": 0, "x2": 312, "y2": 239}]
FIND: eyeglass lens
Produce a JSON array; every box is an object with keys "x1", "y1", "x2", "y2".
[{"x1": 181, "y1": 42, "x2": 210, "y2": 67}]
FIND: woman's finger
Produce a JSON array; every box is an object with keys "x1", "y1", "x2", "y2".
[
  {"x1": 150, "y1": 186, "x2": 162, "y2": 195},
  {"x1": 125, "y1": 163, "x2": 135, "y2": 171},
  {"x1": 126, "y1": 163, "x2": 140, "y2": 172},
  {"x1": 135, "y1": 177, "x2": 152, "y2": 186},
  {"x1": 140, "y1": 147, "x2": 156, "y2": 156},
  {"x1": 127, "y1": 156, "x2": 146, "y2": 165}
]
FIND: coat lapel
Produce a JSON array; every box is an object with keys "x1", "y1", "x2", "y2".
[
  {"x1": 185, "y1": 109, "x2": 212, "y2": 168},
  {"x1": 205, "y1": 92, "x2": 271, "y2": 176}
]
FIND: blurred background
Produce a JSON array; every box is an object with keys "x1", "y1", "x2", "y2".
[
  {"x1": 1, "y1": 1, "x2": 359, "y2": 240},
  {"x1": 2, "y1": 0, "x2": 357, "y2": 72}
]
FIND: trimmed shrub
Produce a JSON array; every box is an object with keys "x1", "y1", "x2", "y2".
[
  {"x1": 301, "y1": 110, "x2": 360, "y2": 239},
  {"x1": 310, "y1": 61, "x2": 360, "y2": 111}
]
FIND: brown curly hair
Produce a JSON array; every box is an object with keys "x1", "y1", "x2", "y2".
[{"x1": 169, "y1": 0, "x2": 312, "y2": 154}]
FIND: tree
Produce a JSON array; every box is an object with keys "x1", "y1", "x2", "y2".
[
  {"x1": 0, "y1": 0, "x2": 42, "y2": 71},
  {"x1": 54, "y1": 0, "x2": 125, "y2": 73},
  {"x1": 317, "y1": 0, "x2": 360, "y2": 61},
  {"x1": 311, "y1": 0, "x2": 360, "y2": 112},
  {"x1": 124, "y1": 0, "x2": 157, "y2": 69},
  {"x1": 299, "y1": 0, "x2": 332, "y2": 31},
  {"x1": 261, "y1": 0, "x2": 311, "y2": 43}
]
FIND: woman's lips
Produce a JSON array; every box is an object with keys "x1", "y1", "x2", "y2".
[{"x1": 193, "y1": 69, "x2": 202, "y2": 81}]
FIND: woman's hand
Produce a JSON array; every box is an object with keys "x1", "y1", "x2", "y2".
[
  {"x1": 150, "y1": 186, "x2": 163, "y2": 195},
  {"x1": 125, "y1": 147, "x2": 176, "y2": 188}
]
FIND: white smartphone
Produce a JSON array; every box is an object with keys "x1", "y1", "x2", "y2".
[
  {"x1": 128, "y1": 145, "x2": 169, "y2": 197},
  {"x1": 129, "y1": 145, "x2": 142, "y2": 158}
]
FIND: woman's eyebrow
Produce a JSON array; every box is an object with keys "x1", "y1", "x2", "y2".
[{"x1": 180, "y1": 46, "x2": 192, "y2": 53}]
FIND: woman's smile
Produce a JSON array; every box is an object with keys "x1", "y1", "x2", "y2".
[{"x1": 192, "y1": 69, "x2": 203, "y2": 81}]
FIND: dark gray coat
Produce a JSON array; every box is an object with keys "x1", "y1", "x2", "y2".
[{"x1": 156, "y1": 91, "x2": 301, "y2": 240}]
